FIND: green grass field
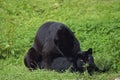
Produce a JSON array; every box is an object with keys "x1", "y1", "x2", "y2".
[{"x1": 0, "y1": 0, "x2": 120, "y2": 80}]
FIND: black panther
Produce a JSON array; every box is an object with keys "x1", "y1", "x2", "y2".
[{"x1": 24, "y1": 21, "x2": 108, "y2": 75}]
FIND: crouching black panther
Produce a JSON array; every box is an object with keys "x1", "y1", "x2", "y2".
[
  {"x1": 24, "y1": 21, "x2": 80, "y2": 69},
  {"x1": 24, "y1": 21, "x2": 108, "y2": 75}
]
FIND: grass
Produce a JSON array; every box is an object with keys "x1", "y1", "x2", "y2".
[
  {"x1": 0, "y1": 58, "x2": 120, "y2": 80},
  {"x1": 0, "y1": 0, "x2": 120, "y2": 80}
]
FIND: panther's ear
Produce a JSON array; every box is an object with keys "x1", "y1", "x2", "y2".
[
  {"x1": 87, "y1": 48, "x2": 92, "y2": 55},
  {"x1": 28, "y1": 47, "x2": 36, "y2": 55},
  {"x1": 30, "y1": 47, "x2": 35, "y2": 51}
]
